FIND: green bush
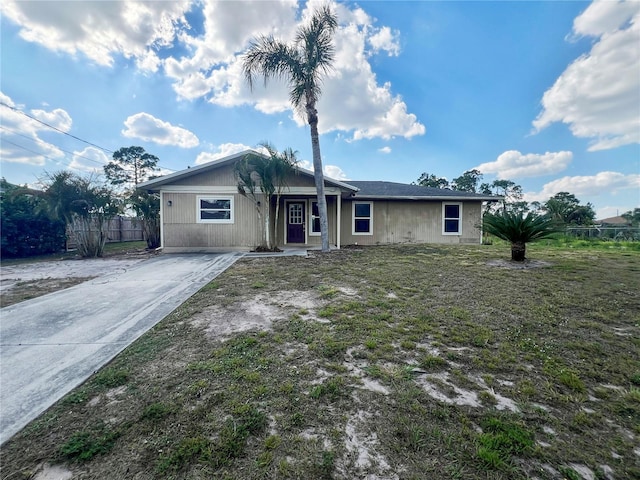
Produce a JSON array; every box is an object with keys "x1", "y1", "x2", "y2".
[{"x1": 1, "y1": 184, "x2": 66, "y2": 257}]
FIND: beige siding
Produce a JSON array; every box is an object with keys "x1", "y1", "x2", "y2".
[
  {"x1": 282, "y1": 170, "x2": 318, "y2": 188},
  {"x1": 161, "y1": 192, "x2": 262, "y2": 251},
  {"x1": 340, "y1": 200, "x2": 483, "y2": 246},
  {"x1": 170, "y1": 164, "x2": 237, "y2": 187},
  {"x1": 168, "y1": 163, "x2": 319, "y2": 189}
]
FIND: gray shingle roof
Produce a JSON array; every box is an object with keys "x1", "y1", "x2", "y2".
[{"x1": 347, "y1": 181, "x2": 501, "y2": 201}]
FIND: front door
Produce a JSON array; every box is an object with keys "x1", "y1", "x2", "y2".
[{"x1": 287, "y1": 202, "x2": 305, "y2": 243}]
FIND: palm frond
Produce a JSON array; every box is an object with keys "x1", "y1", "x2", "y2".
[
  {"x1": 483, "y1": 211, "x2": 558, "y2": 243},
  {"x1": 243, "y1": 36, "x2": 302, "y2": 92}
]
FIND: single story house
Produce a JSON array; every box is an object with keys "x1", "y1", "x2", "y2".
[
  {"x1": 138, "y1": 150, "x2": 501, "y2": 252},
  {"x1": 596, "y1": 216, "x2": 632, "y2": 227}
]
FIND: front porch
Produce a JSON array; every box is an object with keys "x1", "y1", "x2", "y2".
[{"x1": 272, "y1": 190, "x2": 346, "y2": 250}]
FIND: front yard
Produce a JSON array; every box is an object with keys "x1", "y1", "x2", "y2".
[{"x1": 1, "y1": 243, "x2": 639, "y2": 479}]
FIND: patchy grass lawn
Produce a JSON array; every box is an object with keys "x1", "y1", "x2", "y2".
[{"x1": 1, "y1": 243, "x2": 639, "y2": 479}]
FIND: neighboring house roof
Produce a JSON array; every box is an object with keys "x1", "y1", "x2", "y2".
[
  {"x1": 596, "y1": 216, "x2": 631, "y2": 226},
  {"x1": 348, "y1": 181, "x2": 502, "y2": 201},
  {"x1": 138, "y1": 149, "x2": 358, "y2": 192}
]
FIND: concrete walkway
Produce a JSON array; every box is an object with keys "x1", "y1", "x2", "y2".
[{"x1": 0, "y1": 253, "x2": 243, "y2": 445}]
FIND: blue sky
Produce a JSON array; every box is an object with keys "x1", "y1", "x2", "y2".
[{"x1": 1, "y1": 0, "x2": 638, "y2": 218}]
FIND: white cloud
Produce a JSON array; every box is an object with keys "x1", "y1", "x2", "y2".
[
  {"x1": 368, "y1": 26, "x2": 401, "y2": 56},
  {"x1": 572, "y1": 0, "x2": 639, "y2": 37},
  {"x1": 2, "y1": 1, "x2": 424, "y2": 142},
  {"x1": 168, "y1": 1, "x2": 424, "y2": 141},
  {"x1": 122, "y1": 112, "x2": 199, "y2": 148},
  {"x1": 195, "y1": 143, "x2": 256, "y2": 165},
  {"x1": 523, "y1": 171, "x2": 640, "y2": 202},
  {"x1": 0, "y1": 92, "x2": 67, "y2": 166},
  {"x1": 325, "y1": 165, "x2": 349, "y2": 181},
  {"x1": 0, "y1": 0, "x2": 190, "y2": 70},
  {"x1": 476, "y1": 150, "x2": 573, "y2": 179},
  {"x1": 378, "y1": 146, "x2": 392, "y2": 154},
  {"x1": 298, "y1": 160, "x2": 348, "y2": 180},
  {"x1": 69, "y1": 146, "x2": 109, "y2": 174},
  {"x1": 31, "y1": 108, "x2": 72, "y2": 132},
  {"x1": 533, "y1": 0, "x2": 640, "y2": 151}
]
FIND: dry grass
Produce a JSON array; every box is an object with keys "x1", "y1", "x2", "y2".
[{"x1": 1, "y1": 243, "x2": 639, "y2": 479}]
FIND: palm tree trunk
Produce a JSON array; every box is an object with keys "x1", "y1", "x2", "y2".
[
  {"x1": 511, "y1": 241, "x2": 526, "y2": 262},
  {"x1": 308, "y1": 103, "x2": 330, "y2": 252},
  {"x1": 265, "y1": 198, "x2": 272, "y2": 250},
  {"x1": 274, "y1": 193, "x2": 281, "y2": 249}
]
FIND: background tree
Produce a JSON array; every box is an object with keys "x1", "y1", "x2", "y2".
[
  {"x1": 104, "y1": 146, "x2": 160, "y2": 187},
  {"x1": 415, "y1": 172, "x2": 450, "y2": 189},
  {"x1": 40, "y1": 172, "x2": 119, "y2": 257},
  {"x1": 104, "y1": 146, "x2": 161, "y2": 249},
  {"x1": 243, "y1": 5, "x2": 337, "y2": 252},
  {"x1": 452, "y1": 169, "x2": 483, "y2": 192},
  {"x1": 128, "y1": 190, "x2": 161, "y2": 249},
  {"x1": 0, "y1": 179, "x2": 66, "y2": 257},
  {"x1": 543, "y1": 192, "x2": 595, "y2": 226},
  {"x1": 483, "y1": 211, "x2": 558, "y2": 261},
  {"x1": 621, "y1": 208, "x2": 640, "y2": 226},
  {"x1": 480, "y1": 179, "x2": 524, "y2": 214}
]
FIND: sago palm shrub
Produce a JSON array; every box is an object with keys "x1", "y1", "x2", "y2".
[{"x1": 483, "y1": 211, "x2": 558, "y2": 261}]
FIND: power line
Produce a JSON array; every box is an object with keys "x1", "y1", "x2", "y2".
[
  {"x1": 1, "y1": 101, "x2": 114, "y2": 153},
  {"x1": 0, "y1": 126, "x2": 106, "y2": 166},
  {"x1": 1, "y1": 102, "x2": 177, "y2": 173},
  {"x1": 1, "y1": 138, "x2": 64, "y2": 164}
]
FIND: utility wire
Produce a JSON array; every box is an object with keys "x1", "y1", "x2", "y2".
[
  {"x1": 0, "y1": 126, "x2": 106, "y2": 166},
  {"x1": 1, "y1": 138, "x2": 64, "y2": 164},
  {"x1": 1, "y1": 101, "x2": 114, "y2": 153},
  {"x1": 1, "y1": 102, "x2": 177, "y2": 173}
]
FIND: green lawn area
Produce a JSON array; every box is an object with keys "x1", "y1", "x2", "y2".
[{"x1": 2, "y1": 243, "x2": 639, "y2": 479}]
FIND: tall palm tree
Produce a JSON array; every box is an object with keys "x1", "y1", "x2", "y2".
[
  {"x1": 483, "y1": 211, "x2": 558, "y2": 262},
  {"x1": 243, "y1": 5, "x2": 337, "y2": 252}
]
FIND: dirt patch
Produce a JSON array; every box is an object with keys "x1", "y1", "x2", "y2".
[
  {"x1": 189, "y1": 290, "x2": 322, "y2": 340},
  {"x1": 31, "y1": 463, "x2": 74, "y2": 480},
  {"x1": 0, "y1": 277, "x2": 95, "y2": 307},
  {"x1": 0, "y1": 257, "x2": 148, "y2": 308},
  {"x1": 340, "y1": 410, "x2": 398, "y2": 479}
]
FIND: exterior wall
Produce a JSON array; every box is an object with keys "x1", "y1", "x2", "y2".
[
  {"x1": 158, "y1": 164, "x2": 340, "y2": 251},
  {"x1": 169, "y1": 164, "x2": 237, "y2": 187},
  {"x1": 168, "y1": 164, "x2": 318, "y2": 189},
  {"x1": 155, "y1": 161, "x2": 485, "y2": 251},
  {"x1": 340, "y1": 199, "x2": 483, "y2": 246},
  {"x1": 161, "y1": 191, "x2": 262, "y2": 252}
]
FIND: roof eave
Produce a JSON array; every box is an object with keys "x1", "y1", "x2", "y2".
[
  {"x1": 137, "y1": 150, "x2": 359, "y2": 193},
  {"x1": 137, "y1": 150, "x2": 266, "y2": 191},
  {"x1": 353, "y1": 195, "x2": 503, "y2": 201}
]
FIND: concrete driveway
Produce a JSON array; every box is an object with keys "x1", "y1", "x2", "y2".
[{"x1": 0, "y1": 253, "x2": 243, "y2": 445}]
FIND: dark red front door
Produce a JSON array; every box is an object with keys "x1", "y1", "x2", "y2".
[{"x1": 287, "y1": 202, "x2": 305, "y2": 243}]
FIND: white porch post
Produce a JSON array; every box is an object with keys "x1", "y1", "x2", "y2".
[{"x1": 336, "y1": 193, "x2": 341, "y2": 249}]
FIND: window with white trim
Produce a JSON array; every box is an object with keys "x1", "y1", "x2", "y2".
[
  {"x1": 442, "y1": 202, "x2": 462, "y2": 235},
  {"x1": 197, "y1": 196, "x2": 234, "y2": 224},
  {"x1": 352, "y1": 201, "x2": 373, "y2": 235},
  {"x1": 309, "y1": 201, "x2": 321, "y2": 236}
]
